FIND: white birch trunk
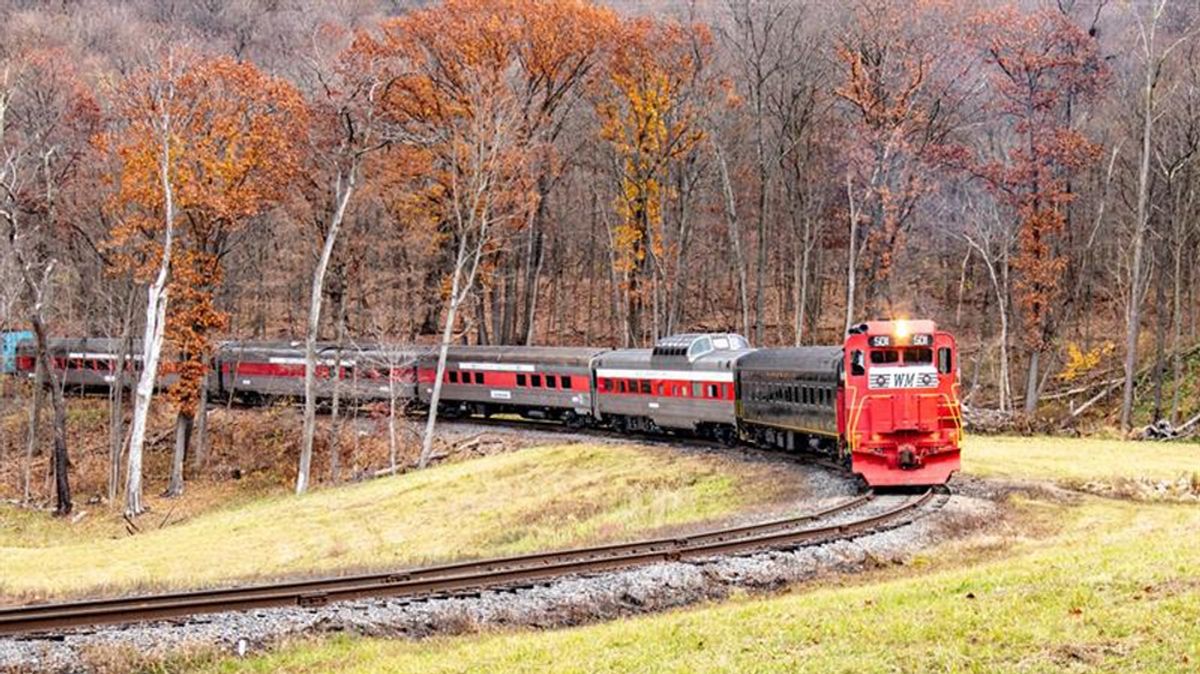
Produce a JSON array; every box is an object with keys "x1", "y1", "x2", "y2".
[
  {"x1": 297, "y1": 171, "x2": 355, "y2": 495},
  {"x1": 124, "y1": 102, "x2": 176, "y2": 516}
]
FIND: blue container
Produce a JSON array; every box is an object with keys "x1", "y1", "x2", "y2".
[{"x1": 2, "y1": 330, "x2": 33, "y2": 374}]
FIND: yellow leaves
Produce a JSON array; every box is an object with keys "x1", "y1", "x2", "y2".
[
  {"x1": 596, "y1": 16, "x2": 709, "y2": 291},
  {"x1": 1058, "y1": 342, "x2": 1114, "y2": 382}
]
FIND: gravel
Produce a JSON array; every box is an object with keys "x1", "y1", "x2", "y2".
[{"x1": 0, "y1": 490, "x2": 999, "y2": 673}]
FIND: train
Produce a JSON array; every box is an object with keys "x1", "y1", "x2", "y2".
[{"x1": 3, "y1": 319, "x2": 962, "y2": 487}]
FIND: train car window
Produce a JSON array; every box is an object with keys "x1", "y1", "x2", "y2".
[
  {"x1": 938, "y1": 347, "x2": 953, "y2": 374},
  {"x1": 851, "y1": 351, "x2": 865, "y2": 376},
  {"x1": 617, "y1": 380, "x2": 626, "y2": 393},
  {"x1": 870, "y1": 350, "x2": 899, "y2": 364},
  {"x1": 547, "y1": 376, "x2": 557, "y2": 389},
  {"x1": 679, "y1": 384, "x2": 688, "y2": 397},
  {"x1": 640, "y1": 380, "x2": 651, "y2": 395},
  {"x1": 656, "y1": 382, "x2": 665, "y2": 396},
  {"x1": 474, "y1": 372, "x2": 484, "y2": 384},
  {"x1": 708, "y1": 384, "x2": 718, "y2": 398},
  {"x1": 532, "y1": 374, "x2": 542, "y2": 387},
  {"x1": 693, "y1": 382, "x2": 703, "y2": 398},
  {"x1": 517, "y1": 373, "x2": 527, "y2": 387},
  {"x1": 903, "y1": 347, "x2": 932, "y2": 364},
  {"x1": 448, "y1": 371, "x2": 458, "y2": 384},
  {"x1": 562, "y1": 376, "x2": 573, "y2": 390}
]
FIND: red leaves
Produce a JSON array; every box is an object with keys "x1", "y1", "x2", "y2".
[{"x1": 957, "y1": 5, "x2": 1106, "y2": 350}]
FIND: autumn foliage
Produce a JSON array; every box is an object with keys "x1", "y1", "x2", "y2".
[
  {"x1": 963, "y1": 6, "x2": 1105, "y2": 352},
  {"x1": 104, "y1": 55, "x2": 307, "y2": 414}
]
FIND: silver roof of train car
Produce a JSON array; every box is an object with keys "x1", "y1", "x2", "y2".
[
  {"x1": 422, "y1": 346, "x2": 609, "y2": 367},
  {"x1": 737, "y1": 346, "x2": 843, "y2": 376}
]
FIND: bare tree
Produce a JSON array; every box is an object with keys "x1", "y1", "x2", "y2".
[
  {"x1": 0, "y1": 51, "x2": 98, "y2": 515},
  {"x1": 419, "y1": 85, "x2": 533, "y2": 469},
  {"x1": 1120, "y1": 0, "x2": 1198, "y2": 431},
  {"x1": 294, "y1": 34, "x2": 393, "y2": 495}
]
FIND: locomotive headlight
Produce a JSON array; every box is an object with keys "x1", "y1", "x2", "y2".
[
  {"x1": 894, "y1": 319, "x2": 910, "y2": 340},
  {"x1": 869, "y1": 335, "x2": 891, "y2": 347},
  {"x1": 911, "y1": 334, "x2": 932, "y2": 346}
]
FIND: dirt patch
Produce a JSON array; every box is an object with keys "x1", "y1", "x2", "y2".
[
  {"x1": 1062, "y1": 473, "x2": 1200, "y2": 503},
  {"x1": 950, "y1": 473, "x2": 1082, "y2": 504}
]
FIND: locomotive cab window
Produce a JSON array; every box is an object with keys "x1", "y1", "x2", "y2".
[
  {"x1": 870, "y1": 349, "x2": 899, "y2": 364},
  {"x1": 938, "y1": 347, "x2": 953, "y2": 374},
  {"x1": 850, "y1": 350, "x2": 865, "y2": 376},
  {"x1": 903, "y1": 347, "x2": 932, "y2": 364}
]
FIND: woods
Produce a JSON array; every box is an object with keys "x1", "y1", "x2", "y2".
[{"x1": 3, "y1": 0, "x2": 1200, "y2": 513}]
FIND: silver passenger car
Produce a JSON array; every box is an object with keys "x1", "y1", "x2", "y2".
[
  {"x1": 213, "y1": 341, "x2": 427, "y2": 403},
  {"x1": 416, "y1": 346, "x2": 608, "y2": 423},
  {"x1": 592, "y1": 334, "x2": 753, "y2": 437}
]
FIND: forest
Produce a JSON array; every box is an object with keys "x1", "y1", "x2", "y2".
[{"x1": 2, "y1": 0, "x2": 1199, "y2": 515}]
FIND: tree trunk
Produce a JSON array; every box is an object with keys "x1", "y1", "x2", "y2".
[
  {"x1": 420, "y1": 230, "x2": 483, "y2": 468},
  {"x1": 388, "y1": 362, "x2": 399, "y2": 472},
  {"x1": 109, "y1": 293, "x2": 135, "y2": 503},
  {"x1": 23, "y1": 357, "x2": 44, "y2": 504},
  {"x1": 328, "y1": 293, "x2": 347, "y2": 484},
  {"x1": 1120, "y1": 37, "x2": 1157, "y2": 431},
  {"x1": 49, "y1": 373, "x2": 70, "y2": 516},
  {"x1": 192, "y1": 370, "x2": 209, "y2": 472},
  {"x1": 299, "y1": 172, "x2": 356, "y2": 495},
  {"x1": 125, "y1": 106, "x2": 177, "y2": 517},
  {"x1": 714, "y1": 143, "x2": 750, "y2": 338},
  {"x1": 165, "y1": 411, "x2": 192, "y2": 497},
  {"x1": 844, "y1": 171, "x2": 859, "y2": 335},
  {"x1": 417, "y1": 262, "x2": 463, "y2": 467},
  {"x1": 1024, "y1": 349, "x2": 1040, "y2": 415}
]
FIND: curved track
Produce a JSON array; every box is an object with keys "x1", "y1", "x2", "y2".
[{"x1": 0, "y1": 489, "x2": 944, "y2": 637}]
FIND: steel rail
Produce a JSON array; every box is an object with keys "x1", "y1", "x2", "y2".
[{"x1": 0, "y1": 490, "x2": 935, "y2": 637}]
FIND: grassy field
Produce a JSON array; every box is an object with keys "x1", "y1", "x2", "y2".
[
  {"x1": 200, "y1": 497, "x2": 1200, "y2": 673},
  {"x1": 962, "y1": 434, "x2": 1198, "y2": 483},
  {"x1": 0, "y1": 443, "x2": 799, "y2": 601},
  {"x1": 198, "y1": 436, "x2": 1200, "y2": 674}
]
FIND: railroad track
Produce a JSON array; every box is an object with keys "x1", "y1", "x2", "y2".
[{"x1": 0, "y1": 489, "x2": 942, "y2": 637}]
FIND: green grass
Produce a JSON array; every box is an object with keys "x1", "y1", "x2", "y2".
[
  {"x1": 200, "y1": 497, "x2": 1200, "y2": 674},
  {"x1": 962, "y1": 435, "x2": 1198, "y2": 483},
  {"x1": 0, "y1": 443, "x2": 794, "y2": 601},
  {"x1": 192, "y1": 436, "x2": 1200, "y2": 674}
]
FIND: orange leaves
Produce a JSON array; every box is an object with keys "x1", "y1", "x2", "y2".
[
  {"x1": 104, "y1": 53, "x2": 308, "y2": 411},
  {"x1": 105, "y1": 54, "x2": 308, "y2": 251}
]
